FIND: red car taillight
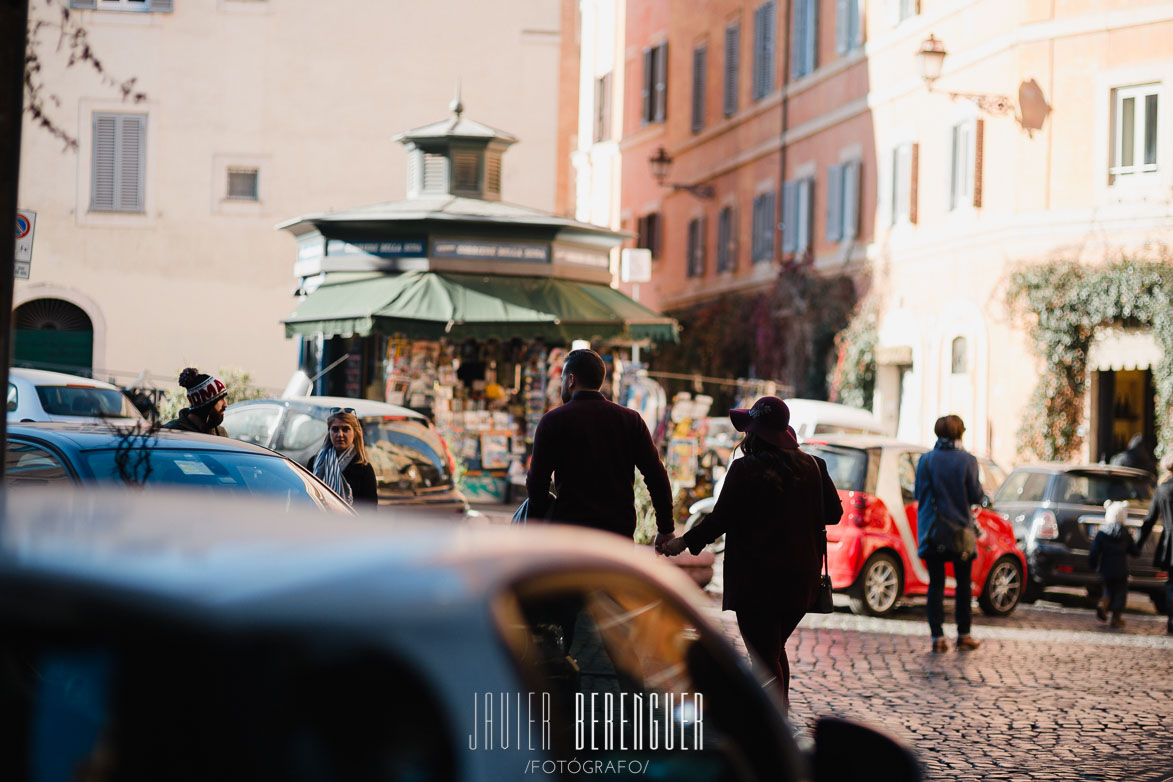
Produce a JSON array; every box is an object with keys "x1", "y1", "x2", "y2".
[{"x1": 848, "y1": 493, "x2": 868, "y2": 527}]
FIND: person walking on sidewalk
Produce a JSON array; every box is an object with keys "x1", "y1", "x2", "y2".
[
  {"x1": 310, "y1": 408, "x2": 377, "y2": 509},
  {"x1": 1137, "y1": 452, "x2": 1173, "y2": 635},
  {"x1": 916, "y1": 414, "x2": 985, "y2": 653},
  {"x1": 1089, "y1": 500, "x2": 1139, "y2": 628},
  {"x1": 660, "y1": 397, "x2": 842, "y2": 709},
  {"x1": 163, "y1": 368, "x2": 229, "y2": 436},
  {"x1": 525, "y1": 349, "x2": 675, "y2": 547}
]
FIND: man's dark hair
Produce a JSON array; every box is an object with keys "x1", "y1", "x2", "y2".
[
  {"x1": 934, "y1": 414, "x2": 965, "y2": 440},
  {"x1": 564, "y1": 349, "x2": 606, "y2": 389}
]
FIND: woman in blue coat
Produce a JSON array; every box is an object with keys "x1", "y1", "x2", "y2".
[{"x1": 915, "y1": 415, "x2": 984, "y2": 653}]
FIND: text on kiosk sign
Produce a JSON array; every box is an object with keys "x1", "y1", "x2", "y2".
[{"x1": 432, "y1": 240, "x2": 549, "y2": 263}]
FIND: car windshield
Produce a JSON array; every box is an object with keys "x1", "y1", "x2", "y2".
[
  {"x1": 362, "y1": 417, "x2": 452, "y2": 494},
  {"x1": 802, "y1": 444, "x2": 870, "y2": 492},
  {"x1": 79, "y1": 448, "x2": 352, "y2": 512},
  {"x1": 1052, "y1": 471, "x2": 1154, "y2": 508},
  {"x1": 35, "y1": 386, "x2": 140, "y2": 419}
]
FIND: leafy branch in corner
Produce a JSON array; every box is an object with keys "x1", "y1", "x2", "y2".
[{"x1": 25, "y1": 0, "x2": 148, "y2": 151}]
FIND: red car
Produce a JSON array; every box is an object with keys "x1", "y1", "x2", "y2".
[{"x1": 802, "y1": 435, "x2": 1024, "y2": 617}]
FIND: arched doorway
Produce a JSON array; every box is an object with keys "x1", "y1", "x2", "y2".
[{"x1": 13, "y1": 298, "x2": 94, "y2": 373}]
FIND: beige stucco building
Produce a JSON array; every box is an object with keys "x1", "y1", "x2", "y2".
[
  {"x1": 16, "y1": 0, "x2": 565, "y2": 391},
  {"x1": 864, "y1": 0, "x2": 1173, "y2": 465}
]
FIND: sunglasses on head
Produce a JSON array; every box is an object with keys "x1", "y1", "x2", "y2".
[{"x1": 329, "y1": 407, "x2": 357, "y2": 415}]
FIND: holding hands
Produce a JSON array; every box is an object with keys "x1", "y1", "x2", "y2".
[{"x1": 655, "y1": 531, "x2": 688, "y2": 556}]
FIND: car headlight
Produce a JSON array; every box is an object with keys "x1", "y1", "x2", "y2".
[{"x1": 1029, "y1": 509, "x2": 1059, "y2": 541}]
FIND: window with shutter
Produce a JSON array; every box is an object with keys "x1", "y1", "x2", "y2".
[
  {"x1": 485, "y1": 153, "x2": 502, "y2": 197},
  {"x1": 717, "y1": 206, "x2": 735, "y2": 272},
  {"x1": 227, "y1": 168, "x2": 259, "y2": 200},
  {"x1": 638, "y1": 212, "x2": 661, "y2": 258},
  {"x1": 836, "y1": 0, "x2": 862, "y2": 55},
  {"x1": 781, "y1": 181, "x2": 798, "y2": 254},
  {"x1": 687, "y1": 218, "x2": 703, "y2": 277},
  {"x1": 909, "y1": 142, "x2": 919, "y2": 224},
  {"x1": 972, "y1": 119, "x2": 983, "y2": 208},
  {"x1": 949, "y1": 120, "x2": 976, "y2": 210},
  {"x1": 791, "y1": 0, "x2": 817, "y2": 79},
  {"x1": 594, "y1": 73, "x2": 612, "y2": 143},
  {"x1": 91, "y1": 113, "x2": 145, "y2": 213},
  {"x1": 724, "y1": 24, "x2": 740, "y2": 117},
  {"x1": 752, "y1": 2, "x2": 775, "y2": 99},
  {"x1": 422, "y1": 153, "x2": 449, "y2": 194},
  {"x1": 796, "y1": 179, "x2": 812, "y2": 253},
  {"x1": 891, "y1": 143, "x2": 912, "y2": 225},
  {"x1": 826, "y1": 164, "x2": 843, "y2": 242},
  {"x1": 642, "y1": 48, "x2": 654, "y2": 124},
  {"x1": 452, "y1": 151, "x2": 481, "y2": 193},
  {"x1": 898, "y1": 0, "x2": 918, "y2": 23},
  {"x1": 842, "y1": 160, "x2": 860, "y2": 239},
  {"x1": 753, "y1": 193, "x2": 776, "y2": 261},
  {"x1": 653, "y1": 44, "x2": 668, "y2": 122},
  {"x1": 691, "y1": 46, "x2": 707, "y2": 134}
]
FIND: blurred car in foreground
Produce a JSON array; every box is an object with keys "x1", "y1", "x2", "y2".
[
  {"x1": 4, "y1": 422, "x2": 352, "y2": 514},
  {"x1": 224, "y1": 396, "x2": 467, "y2": 518},
  {"x1": 991, "y1": 463, "x2": 1165, "y2": 610},
  {"x1": 688, "y1": 435, "x2": 1023, "y2": 617},
  {"x1": 7, "y1": 367, "x2": 143, "y2": 424},
  {"x1": 0, "y1": 489, "x2": 919, "y2": 782}
]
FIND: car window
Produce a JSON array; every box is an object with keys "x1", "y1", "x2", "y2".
[
  {"x1": 502, "y1": 573, "x2": 795, "y2": 781},
  {"x1": 1053, "y1": 471, "x2": 1153, "y2": 508},
  {"x1": 801, "y1": 444, "x2": 870, "y2": 492},
  {"x1": 7, "y1": 383, "x2": 16, "y2": 412},
  {"x1": 222, "y1": 405, "x2": 283, "y2": 447},
  {"x1": 993, "y1": 471, "x2": 1050, "y2": 505},
  {"x1": 978, "y1": 460, "x2": 1007, "y2": 497},
  {"x1": 0, "y1": 634, "x2": 455, "y2": 781},
  {"x1": 5, "y1": 441, "x2": 71, "y2": 486},
  {"x1": 898, "y1": 451, "x2": 920, "y2": 504},
  {"x1": 33, "y1": 386, "x2": 140, "y2": 419},
  {"x1": 79, "y1": 448, "x2": 351, "y2": 512},
  {"x1": 277, "y1": 411, "x2": 328, "y2": 451},
  {"x1": 363, "y1": 417, "x2": 453, "y2": 493}
]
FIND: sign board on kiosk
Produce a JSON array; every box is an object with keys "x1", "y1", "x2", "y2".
[
  {"x1": 620, "y1": 248, "x2": 652, "y2": 283},
  {"x1": 15, "y1": 209, "x2": 35, "y2": 280}
]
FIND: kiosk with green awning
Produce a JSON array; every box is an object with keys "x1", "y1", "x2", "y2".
[{"x1": 277, "y1": 101, "x2": 677, "y2": 499}]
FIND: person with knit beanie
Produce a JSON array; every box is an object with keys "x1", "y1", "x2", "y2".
[{"x1": 163, "y1": 367, "x2": 230, "y2": 436}]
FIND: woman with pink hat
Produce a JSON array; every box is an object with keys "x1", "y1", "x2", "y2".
[{"x1": 661, "y1": 396, "x2": 842, "y2": 708}]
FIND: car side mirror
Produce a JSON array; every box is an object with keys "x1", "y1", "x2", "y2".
[{"x1": 813, "y1": 717, "x2": 921, "y2": 782}]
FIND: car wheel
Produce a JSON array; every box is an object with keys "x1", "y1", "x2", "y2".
[
  {"x1": 978, "y1": 557, "x2": 1024, "y2": 616},
  {"x1": 848, "y1": 552, "x2": 903, "y2": 617},
  {"x1": 1151, "y1": 590, "x2": 1168, "y2": 615}
]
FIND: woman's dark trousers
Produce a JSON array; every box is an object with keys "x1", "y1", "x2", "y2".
[
  {"x1": 735, "y1": 609, "x2": 806, "y2": 709},
  {"x1": 925, "y1": 554, "x2": 972, "y2": 639}
]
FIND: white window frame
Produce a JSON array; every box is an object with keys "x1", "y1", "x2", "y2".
[
  {"x1": 949, "y1": 119, "x2": 976, "y2": 211},
  {"x1": 835, "y1": 0, "x2": 863, "y2": 56},
  {"x1": 1110, "y1": 83, "x2": 1159, "y2": 179}
]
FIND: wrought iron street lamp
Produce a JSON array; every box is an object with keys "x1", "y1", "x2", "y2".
[
  {"x1": 648, "y1": 146, "x2": 714, "y2": 199},
  {"x1": 917, "y1": 34, "x2": 1015, "y2": 117}
]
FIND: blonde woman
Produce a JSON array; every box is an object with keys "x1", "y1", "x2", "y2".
[{"x1": 310, "y1": 408, "x2": 378, "y2": 507}]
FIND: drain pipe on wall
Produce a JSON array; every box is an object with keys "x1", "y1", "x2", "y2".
[{"x1": 778, "y1": 0, "x2": 792, "y2": 266}]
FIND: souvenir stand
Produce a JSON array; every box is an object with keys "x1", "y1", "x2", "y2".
[{"x1": 280, "y1": 102, "x2": 680, "y2": 501}]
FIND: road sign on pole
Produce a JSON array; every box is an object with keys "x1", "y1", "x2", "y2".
[{"x1": 15, "y1": 208, "x2": 35, "y2": 280}]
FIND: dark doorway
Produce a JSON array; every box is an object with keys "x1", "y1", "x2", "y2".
[
  {"x1": 13, "y1": 298, "x2": 94, "y2": 373},
  {"x1": 1093, "y1": 368, "x2": 1156, "y2": 463}
]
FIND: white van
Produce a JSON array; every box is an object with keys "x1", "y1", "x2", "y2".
[{"x1": 783, "y1": 398, "x2": 888, "y2": 442}]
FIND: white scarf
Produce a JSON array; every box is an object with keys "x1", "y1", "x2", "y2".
[{"x1": 314, "y1": 444, "x2": 356, "y2": 505}]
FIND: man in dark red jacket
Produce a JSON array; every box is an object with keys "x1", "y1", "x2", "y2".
[{"x1": 526, "y1": 349, "x2": 675, "y2": 548}]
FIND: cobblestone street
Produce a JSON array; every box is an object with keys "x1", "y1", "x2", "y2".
[{"x1": 702, "y1": 596, "x2": 1173, "y2": 781}]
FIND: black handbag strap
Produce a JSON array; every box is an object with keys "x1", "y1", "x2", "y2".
[{"x1": 806, "y1": 451, "x2": 831, "y2": 578}]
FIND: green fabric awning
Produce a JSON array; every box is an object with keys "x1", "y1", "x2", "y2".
[{"x1": 284, "y1": 271, "x2": 679, "y2": 344}]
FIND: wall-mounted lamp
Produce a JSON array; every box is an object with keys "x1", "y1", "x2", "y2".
[
  {"x1": 917, "y1": 34, "x2": 1015, "y2": 117},
  {"x1": 649, "y1": 146, "x2": 715, "y2": 199}
]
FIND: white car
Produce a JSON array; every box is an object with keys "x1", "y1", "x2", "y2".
[
  {"x1": 6, "y1": 367, "x2": 143, "y2": 424},
  {"x1": 0, "y1": 488, "x2": 918, "y2": 782}
]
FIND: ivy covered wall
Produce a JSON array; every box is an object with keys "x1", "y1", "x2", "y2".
[{"x1": 1006, "y1": 258, "x2": 1173, "y2": 461}]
